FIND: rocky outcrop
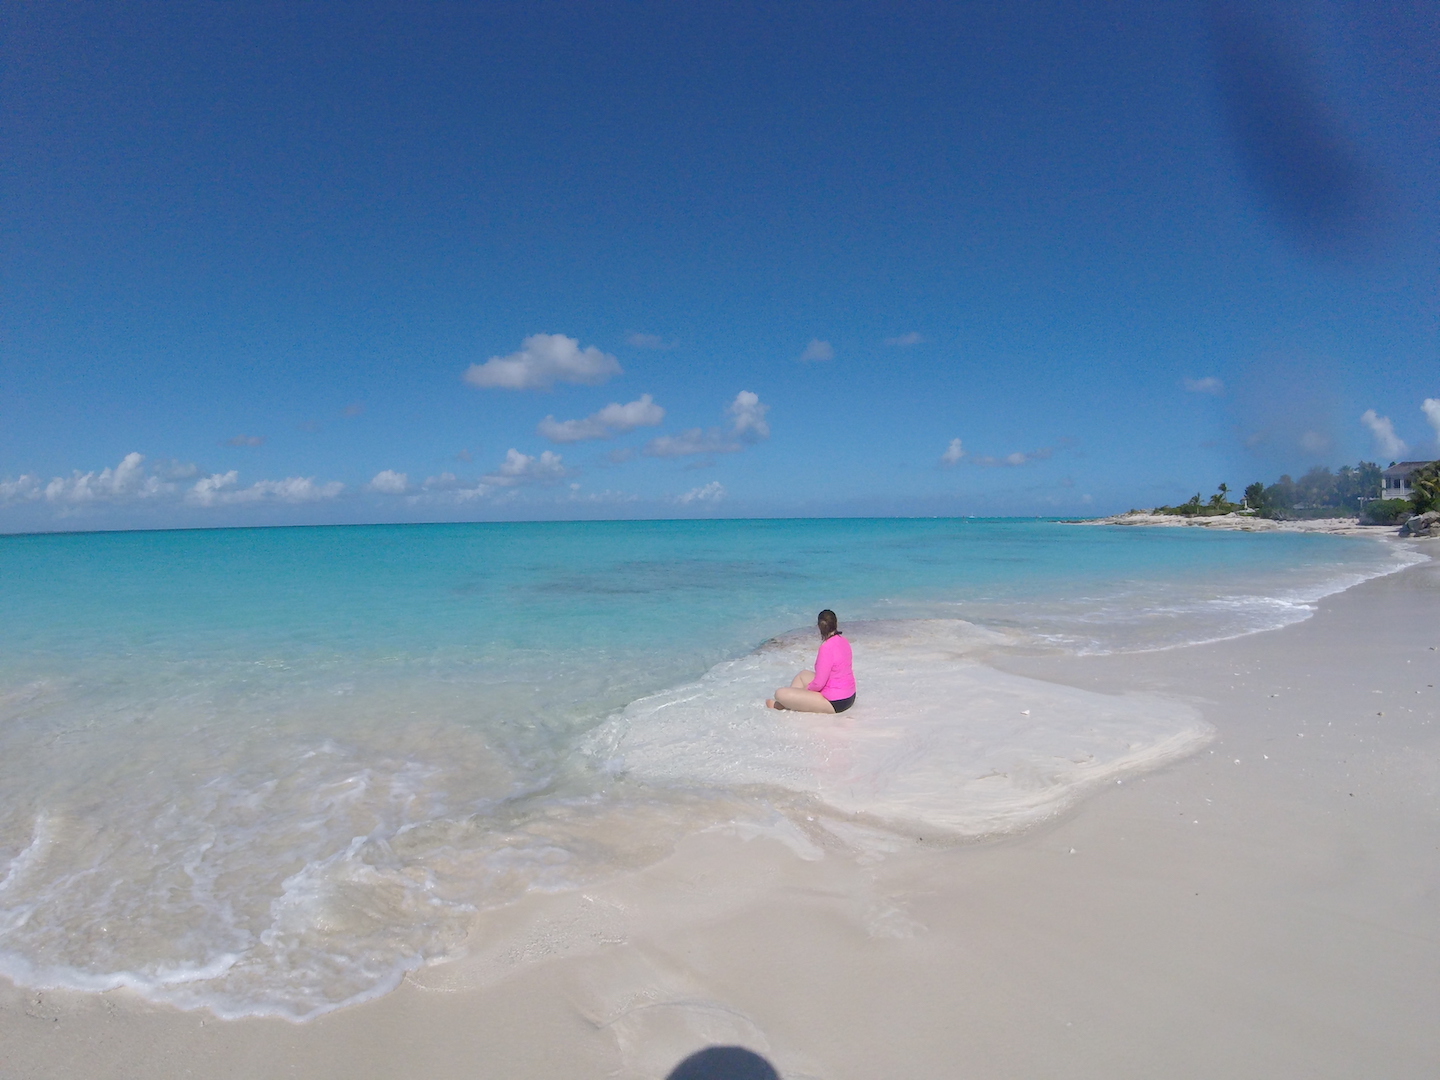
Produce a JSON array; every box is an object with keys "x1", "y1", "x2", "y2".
[{"x1": 1400, "y1": 510, "x2": 1440, "y2": 538}]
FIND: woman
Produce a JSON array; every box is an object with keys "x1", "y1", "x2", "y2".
[{"x1": 766, "y1": 609, "x2": 857, "y2": 713}]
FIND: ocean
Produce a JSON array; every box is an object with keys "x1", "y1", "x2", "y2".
[{"x1": 0, "y1": 518, "x2": 1421, "y2": 1019}]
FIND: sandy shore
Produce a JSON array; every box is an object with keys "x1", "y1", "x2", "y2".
[
  {"x1": 1074, "y1": 510, "x2": 1391, "y2": 537},
  {"x1": 4, "y1": 551, "x2": 1437, "y2": 1079}
]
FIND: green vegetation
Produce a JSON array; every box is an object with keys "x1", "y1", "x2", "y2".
[
  {"x1": 1155, "y1": 484, "x2": 1240, "y2": 517},
  {"x1": 1361, "y1": 498, "x2": 1412, "y2": 525},
  {"x1": 1156, "y1": 459, "x2": 1439, "y2": 522},
  {"x1": 1409, "y1": 461, "x2": 1440, "y2": 514},
  {"x1": 1243, "y1": 462, "x2": 1383, "y2": 517}
]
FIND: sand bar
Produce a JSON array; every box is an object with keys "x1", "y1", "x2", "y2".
[{"x1": 2, "y1": 548, "x2": 1436, "y2": 1079}]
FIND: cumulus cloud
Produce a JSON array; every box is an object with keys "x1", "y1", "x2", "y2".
[
  {"x1": 481, "y1": 449, "x2": 569, "y2": 487},
  {"x1": 1360, "y1": 409, "x2": 1406, "y2": 459},
  {"x1": 1184, "y1": 376, "x2": 1225, "y2": 395},
  {"x1": 727, "y1": 390, "x2": 770, "y2": 439},
  {"x1": 941, "y1": 438, "x2": 966, "y2": 466},
  {"x1": 0, "y1": 474, "x2": 42, "y2": 505},
  {"x1": 464, "y1": 333, "x2": 622, "y2": 391},
  {"x1": 41, "y1": 453, "x2": 176, "y2": 505},
  {"x1": 225, "y1": 434, "x2": 265, "y2": 447},
  {"x1": 367, "y1": 470, "x2": 409, "y2": 494},
  {"x1": 884, "y1": 332, "x2": 925, "y2": 346},
  {"x1": 406, "y1": 472, "x2": 490, "y2": 504},
  {"x1": 798, "y1": 339, "x2": 834, "y2": 363},
  {"x1": 538, "y1": 394, "x2": 666, "y2": 442},
  {"x1": 0, "y1": 454, "x2": 354, "y2": 515},
  {"x1": 646, "y1": 391, "x2": 771, "y2": 458},
  {"x1": 187, "y1": 472, "x2": 344, "y2": 506},
  {"x1": 676, "y1": 481, "x2": 725, "y2": 504},
  {"x1": 627, "y1": 332, "x2": 676, "y2": 350},
  {"x1": 1423, "y1": 398, "x2": 1440, "y2": 445}
]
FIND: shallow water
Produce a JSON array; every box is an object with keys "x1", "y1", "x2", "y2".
[{"x1": 0, "y1": 519, "x2": 1421, "y2": 1018}]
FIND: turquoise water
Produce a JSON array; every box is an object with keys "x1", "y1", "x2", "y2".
[{"x1": 0, "y1": 519, "x2": 1420, "y2": 1018}]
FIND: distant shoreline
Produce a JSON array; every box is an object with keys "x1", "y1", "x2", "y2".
[{"x1": 1070, "y1": 510, "x2": 1387, "y2": 537}]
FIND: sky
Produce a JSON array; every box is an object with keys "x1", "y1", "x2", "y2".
[{"x1": 2, "y1": 0, "x2": 1437, "y2": 531}]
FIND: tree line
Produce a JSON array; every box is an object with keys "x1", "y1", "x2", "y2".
[{"x1": 1156, "y1": 460, "x2": 1440, "y2": 523}]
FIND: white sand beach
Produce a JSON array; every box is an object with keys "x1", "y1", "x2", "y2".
[
  {"x1": 1077, "y1": 510, "x2": 1387, "y2": 537},
  {"x1": 3, "y1": 550, "x2": 1437, "y2": 1079}
]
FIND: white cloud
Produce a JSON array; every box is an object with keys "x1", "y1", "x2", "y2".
[
  {"x1": 798, "y1": 339, "x2": 834, "y2": 363},
  {"x1": 464, "y1": 333, "x2": 622, "y2": 391},
  {"x1": 1360, "y1": 409, "x2": 1406, "y2": 459},
  {"x1": 187, "y1": 472, "x2": 344, "y2": 506},
  {"x1": 225, "y1": 434, "x2": 265, "y2": 447},
  {"x1": 406, "y1": 472, "x2": 490, "y2": 504},
  {"x1": 1184, "y1": 376, "x2": 1225, "y2": 395},
  {"x1": 727, "y1": 390, "x2": 770, "y2": 439},
  {"x1": 538, "y1": 394, "x2": 666, "y2": 442},
  {"x1": 1423, "y1": 398, "x2": 1440, "y2": 445},
  {"x1": 43, "y1": 453, "x2": 174, "y2": 504},
  {"x1": 627, "y1": 332, "x2": 676, "y2": 350},
  {"x1": 481, "y1": 449, "x2": 569, "y2": 487},
  {"x1": 1299, "y1": 430, "x2": 1332, "y2": 454},
  {"x1": 676, "y1": 481, "x2": 726, "y2": 504},
  {"x1": 0, "y1": 474, "x2": 42, "y2": 504},
  {"x1": 188, "y1": 471, "x2": 240, "y2": 505},
  {"x1": 367, "y1": 470, "x2": 409, "y2": 494},
  {"x1": 941, "y1": 438, "x2": 965, "y2": 466},
  {"x1": 0, "y1": 453, "x2": 350, "y2": 516},
  {"x1": 884, "y1": 332, "x2": 925, "y2": 346},
  {"x1": 646, "y1": 391, "x2": 771, "y2": 458}
]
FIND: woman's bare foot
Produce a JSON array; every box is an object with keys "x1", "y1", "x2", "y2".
[{"x1": 766, "y1": 698, "x2": 784, "y2": 710}]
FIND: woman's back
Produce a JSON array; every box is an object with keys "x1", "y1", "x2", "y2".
[{"x1": 810, "y1": 634, "x2": 855, "y2": 700}]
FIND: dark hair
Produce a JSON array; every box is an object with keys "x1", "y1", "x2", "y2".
[{"x1": 817, "y1": 609, "x2": 839, "y2": 639}]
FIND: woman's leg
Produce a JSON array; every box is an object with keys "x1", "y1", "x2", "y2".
[
  {"x1": 772, "y1": 687, "x2": 836, "y2": 713},
  {"x1": 768, "y1": 671, "x2": 831, "y2": 711}
]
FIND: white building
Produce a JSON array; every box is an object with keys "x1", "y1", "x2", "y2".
[{"x1": 1380, "y1": 461, "x2": 1432, "y2": 501}]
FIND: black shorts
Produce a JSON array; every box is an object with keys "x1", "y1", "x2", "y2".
[{"x1": 828, "y1": 694, "x2": 856, "y2": 714}]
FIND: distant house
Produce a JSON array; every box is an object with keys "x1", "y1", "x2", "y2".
[{"x1": 1380, "y1": 461, "x2": 1432, "y2": 500}]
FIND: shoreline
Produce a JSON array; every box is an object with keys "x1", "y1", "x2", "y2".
[
  {"x1": 3, "y1": 552, "x2": 1436, "y2": 1078},
  {"x1": 1071, "y1": 509, "x2": 1397, "y2": 537}
]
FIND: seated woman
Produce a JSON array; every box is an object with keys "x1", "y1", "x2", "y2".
[{"x1": 767, "y1": 609, "x2": 857, "y2": 714}]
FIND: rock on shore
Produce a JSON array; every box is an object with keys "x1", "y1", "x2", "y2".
[{"x1": 1400, "y1": 510, "x2": 1440, "y2": 538}]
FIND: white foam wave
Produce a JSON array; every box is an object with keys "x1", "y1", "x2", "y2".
[{"x1": 960, "y1": 541, "x2": 1428, "y2": 655}]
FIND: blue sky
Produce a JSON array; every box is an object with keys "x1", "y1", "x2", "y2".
[{"x1": 2, "y1": 0, "x2": 1436, "y2": 531}]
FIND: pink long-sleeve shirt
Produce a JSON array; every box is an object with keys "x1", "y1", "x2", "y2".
[{"x1": 807, "y1": 634, "x2": 856, "y2": 700}]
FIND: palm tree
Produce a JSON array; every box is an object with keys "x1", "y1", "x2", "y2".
[{"x1": 1409, "y1": 461, "x2": 1440, "y2": 513}]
